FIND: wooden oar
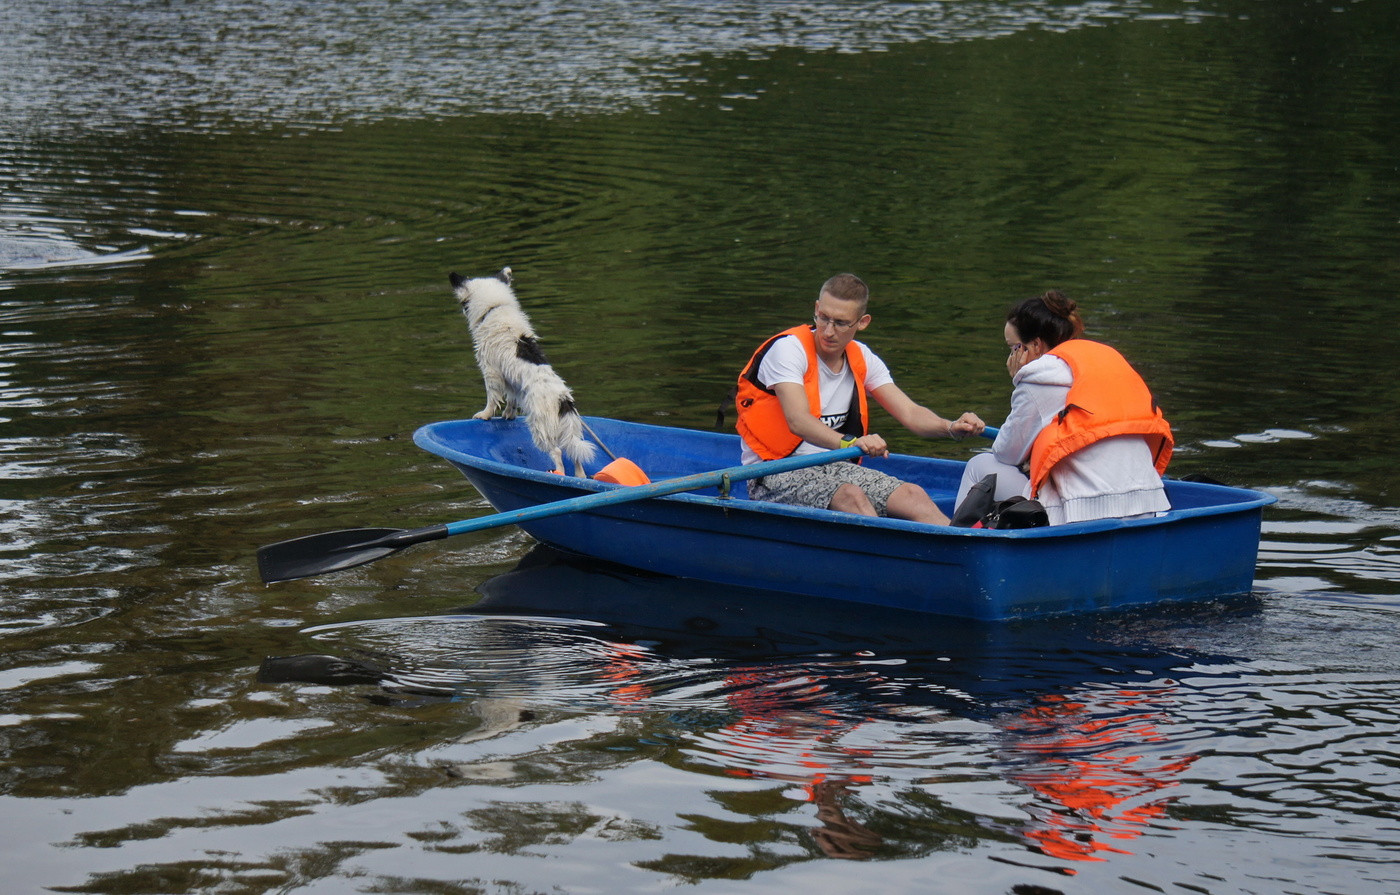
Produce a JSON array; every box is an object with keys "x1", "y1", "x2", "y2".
[{"x1": 257, "y1": 445, "x2": 864, "y2": 584}]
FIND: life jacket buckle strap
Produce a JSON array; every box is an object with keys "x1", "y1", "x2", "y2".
[{"x1": 1057, "y1": 403, "x2": 1089, "y2": 424}]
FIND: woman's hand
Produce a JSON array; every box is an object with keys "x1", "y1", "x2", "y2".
[
  {"x1": 1007, "y1": 339, "x2": 1046, "y2": 377},
  {"x1": 1007, "y1": 342, "x2": 1028, "y2": 377}
]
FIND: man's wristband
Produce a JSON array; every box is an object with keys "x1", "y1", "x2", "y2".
[{"x1": 839, "y1": 436, "x2": 858, "y2": 449}]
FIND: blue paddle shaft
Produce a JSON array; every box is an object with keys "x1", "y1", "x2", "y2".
[
  {"x1": 259, "y1": 431, "x2": 997, "y2": 584},
  {"x1": 442, "y1": 445, "x2": 864, "y2": 537},
  {"x1": 982, "y1": 426, "x2": 999, "y2": 439}
]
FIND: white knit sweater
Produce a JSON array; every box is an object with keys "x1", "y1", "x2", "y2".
[{"x1": 991, "y1": 354, "x2": 1170, "y2": 525}]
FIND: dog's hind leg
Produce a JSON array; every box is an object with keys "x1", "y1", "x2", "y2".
[
  {"x1": 567, "y1": 442, "x2": 592, "y2": 477},
  {"x1": 547, "y1": 449, "x2": 567, "y2": 476},
  {"x1": 563, "y1": 431, "x2": 593, "y2": 477}
]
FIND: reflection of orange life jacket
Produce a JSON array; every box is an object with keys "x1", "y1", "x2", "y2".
[
  {"x1": 735, "y1": 325, "x2": 869, "y2": 461},
  {"x1": 1028, "y1": 339, "x2": 1174, "y2": 498}
]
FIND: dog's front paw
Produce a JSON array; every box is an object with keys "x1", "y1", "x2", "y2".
[{"x1": 472, "y1": 410, "x2": 494, "y2": 421}]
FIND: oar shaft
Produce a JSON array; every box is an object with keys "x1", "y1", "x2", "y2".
[
  {"x1": 578, "y1": 418, "x2": 618, "y2": 461},
  {"x1": 260, "y1": 420, "x2": 1015, "y2": 584},
  {"x1": 256, "y1": 445, "x2": 866, "y2": 584},
  {"x1": 442, "y1": 445, "x2": 863, "y2": 537}
]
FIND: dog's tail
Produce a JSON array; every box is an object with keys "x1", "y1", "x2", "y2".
[
  {"x1": 523, "y1": 387, "x2": 597, "y2": 467},
  {"x1": 561, "y1": 405, "x2": 599, "y2": 470}
]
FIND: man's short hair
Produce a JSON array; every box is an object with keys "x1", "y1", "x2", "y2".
[{"x1": 819, "y1": 273, "x2": 869, "y2": 312}]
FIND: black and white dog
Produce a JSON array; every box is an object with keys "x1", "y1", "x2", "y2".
[{"x1": 449, "y1": 268, "x2": 596, "y2": 476}]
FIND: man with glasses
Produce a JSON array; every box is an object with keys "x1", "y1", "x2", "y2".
[{"x1": 735, "y1": 273, "x2": 984, "y2": 524}]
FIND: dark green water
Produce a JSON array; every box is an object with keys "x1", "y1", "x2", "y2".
[{"x1": 2, "y1": 2, "x2": 1399, "y2": 893}]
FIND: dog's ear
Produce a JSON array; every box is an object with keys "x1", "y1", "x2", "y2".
[
  {"x1": 449, "y1": 272, "x2": 466, "y2": 289},
  {"x1": 496, "y1": 267, "x2": 513, "y2": 286}
]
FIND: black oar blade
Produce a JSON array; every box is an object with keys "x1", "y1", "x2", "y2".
[{"x1": 257, "y1": 527, "x2": 407, "y2": 584}]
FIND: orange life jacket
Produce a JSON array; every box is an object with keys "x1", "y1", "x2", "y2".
[
  {"x1": 1028, "y1": 339, "x2": 1173, "y2": 498},
  {"x1": 735, "y1": 325, "x2": 869, "y2": 461}
]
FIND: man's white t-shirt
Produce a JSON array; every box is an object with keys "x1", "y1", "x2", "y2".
[{"x1": 740, "y1": 334, "x2": 894, "y2": 464}]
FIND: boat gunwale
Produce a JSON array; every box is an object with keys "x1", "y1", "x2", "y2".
[{"x1": 412, "y1": 418, "x2": 1277, "y2": 539}]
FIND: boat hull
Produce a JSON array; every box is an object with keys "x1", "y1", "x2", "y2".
[{"x1": 413, "y1": 417, "x2": 1274, "y2": 621}]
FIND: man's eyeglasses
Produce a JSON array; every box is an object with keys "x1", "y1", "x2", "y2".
[{"x1": 814, "y1": 313, "x2": 858, "y2": 333}]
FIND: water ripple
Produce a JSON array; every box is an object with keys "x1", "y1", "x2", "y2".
[
  {"x1": 288, "y1": 599, "x2": 1400, "y2": 878},
  {"x1": 302, "y1": 614, "x2": 931, "y2": 720},
  {"x1": 0, "y1": 1, "x2": 1208, "y2": 136}
]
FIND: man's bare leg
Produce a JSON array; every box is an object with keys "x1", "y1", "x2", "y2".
[
  {"x1": 828, "y1": 482, "x2": 879, "y2": 517},
  {"x1": 885, "y1": 483, "x2": 949, "y2": 525}
]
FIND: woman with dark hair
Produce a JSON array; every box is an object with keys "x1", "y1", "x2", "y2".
[{"x1": 954, "y1": 290, "x2": 1174, "y2": 525}]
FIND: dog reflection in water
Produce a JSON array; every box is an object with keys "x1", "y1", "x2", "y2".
[
  {"x1": 258, "y1": 651, "x2": 889, "y2": 859},
  {"x1": 257, "y1": 653, "x2": 534, "y2": 750}
]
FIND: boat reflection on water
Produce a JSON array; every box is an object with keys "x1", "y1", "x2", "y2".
[
  {"x1": 478, "y1": 547, "x2": 1232, "y2": 865},
  {"x1": 268, "y1": 545, "x2": 1256, "y2": 867}
]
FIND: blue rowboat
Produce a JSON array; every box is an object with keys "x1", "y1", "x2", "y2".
[{"x1": 412, "y1": 417, "x2": 1276, "y2": 621}]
